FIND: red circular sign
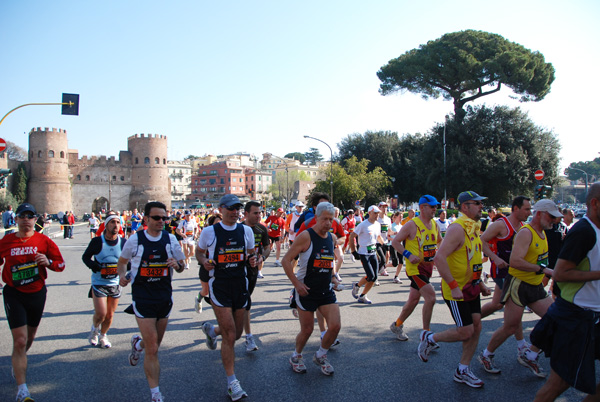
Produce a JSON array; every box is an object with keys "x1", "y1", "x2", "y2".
[
  {"x1": 534, "y1": 169, "x2": 544, "y2": 180},
  {"x1": 0, "y1": 138, "x2": 6, "y2": 153}
]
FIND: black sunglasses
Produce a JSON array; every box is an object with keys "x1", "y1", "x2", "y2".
[
  {"x1": 149, "y1": 215, "x2": 169, "y2": 221},
  {"x1": 225, "y1": 205, "x2": 241, "y2": 211},
  {"x1": 17, "y1": 214, "x2": 37, "y2": 219}
]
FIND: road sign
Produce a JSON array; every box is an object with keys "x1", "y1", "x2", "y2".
[
  {"x1": 534, "y1": 169, "x2": 544, "y2": 180},
  {"x1": 0, "y1": 137, "x2": 6, "y2": 152}
]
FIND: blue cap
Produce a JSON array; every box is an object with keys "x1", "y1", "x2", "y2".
[
  {"x1": 418, "y1": 195, "x2": 439, "y2": 207},
  {"x1": 219, "y1": 194, "x2": 243, "y2": 208},
  {"x1": 457, "y1": 191, "x2": 487, "y2": 204}
]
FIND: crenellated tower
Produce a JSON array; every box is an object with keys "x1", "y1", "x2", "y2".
[
  {"x1": 28, "y1": 127, "x2": 72, "y2": 213},
  {"x1": 128, "y1": 133, "x2": 171, "y2": 210}
]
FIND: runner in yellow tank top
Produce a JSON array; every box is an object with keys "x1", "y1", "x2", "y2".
[
  {"x1": 419, "y1": 191, "x2": 492, "y2": 388},
  {"x1": 480, "y1": 199, "x2": 561, "y2": 379},
  {"x1": 390, "y1": 195, "x2": 441, "y2": 341}
]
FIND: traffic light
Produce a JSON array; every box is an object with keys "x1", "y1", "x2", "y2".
[
  {"x1": 534, "y1": 184, "x2": 552, "y2": 200},
  {"x1": 61, "y1": 93, "x2": 80, "y2": 116},
  {"x1": 0, "y1": 168, "x2": 11, "y2": 189}
]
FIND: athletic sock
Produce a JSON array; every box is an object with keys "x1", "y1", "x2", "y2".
[
  {"x1": 517, "y1": 339, "x2": 527, "y2": 349},
  {"x1": 292, "y1": 350, "x2": 301, "y2": 358},
  {"x1": 483, "y1": 348, "x2": 493, "y2": 358},
  {"x1": 525, "y1": 349, "x2": 538, "y2": 361},
  {"x1": 18, "y1": 384, "x2": 28, "y2": 394},
  {"x1": 395, "y1": 318, "x2": 403, "y2": 327},
  {"x1": 427, "y1": 333, "x2": 435, "y2": 344},
  {"x1": 150, "y1": 386, "x2": 160, "y2": 396},
  {"x1": 320, "y1": 330, "x2": 327, "y2": 338},
  {"x1": 316, "y1": 346, "x2": 328, "y2": 358},
  {"x1": 246, "y1": 333, "x2": 253, "y2": 339},
  {"x1": 227, "y1": 374, "x2": 237, "y2": 385},
  {"x1": 458, "y1": 363, "x2": 469, "y2": 373}
]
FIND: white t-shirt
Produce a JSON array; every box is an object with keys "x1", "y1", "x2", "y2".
[
  {"x1": 197, "y1": 222, "x2": 255, "y2": 259},
  {"x1": 378, "y1": 215, "x2": 392, "y2": 245},
  {"x1": 436, "y1": 218, "x2": 450, "y2": 237},
  {"x1": 89, "y1": 217, "x2": 99, "y2": 230},
  {"x1": 353, "y1": 219, "x2": 381, "y2": 255},
  {"x1": 178, "y1": 218, "x2": 198, "y2": 238}
]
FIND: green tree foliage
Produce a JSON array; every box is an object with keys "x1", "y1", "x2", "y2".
[
  {"x1": 377, "y1": 30, "x2": 555, "y2": 124},
  {"x1": 311, "y1": 156, "x2": 390, "y2": 209},
  {"x1": 12, "y1": 162, "x2": 28, "y2": 203},
  {"x1": 336, "y1": 106, "x2": 560, "y2": 206},
  {"x1": 421, "y1": 105, "x2": 560, "y2": 205},
  {"x1": 565, "y1": 158, "x2": 600, "y2": 182},
  {"x1": 0, "y1": 192, "x2": 18, "y2": 212},
  {"x1": 268, "y1": 170, "x2": 310, "y2": 201},
  {"x1": 304, "y1": 147, "x2": 324, "y2": 165},
  {"x1": 284, "y1": 152, "x2": 306, "y2": 164}
]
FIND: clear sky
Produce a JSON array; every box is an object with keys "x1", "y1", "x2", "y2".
[{"x1": 1, "y1": 0, "x2": 598, "y2": 173}]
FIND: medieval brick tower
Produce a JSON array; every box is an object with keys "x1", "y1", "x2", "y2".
[
  {"x1": 128, "y1": 133, "x2": 170, "y2": 211},
  {"x1": 28, "y1": 128, "x2": 73, "y2": 213},
  {"x1": 25, "y1": 129, "x2": 171, "y2": 215}
]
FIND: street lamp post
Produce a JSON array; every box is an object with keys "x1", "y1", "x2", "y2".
[
  {"x1": 443, "y1": 116, "x2": 448, "y2": 208},
  {"x1": 303, "y1": 135, "x2": 333, "y2": 204},
  {"x1": 565, "y1": 167, "x2": 589, "y2": 197}
]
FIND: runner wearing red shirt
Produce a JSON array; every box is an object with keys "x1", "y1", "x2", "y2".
[
  {"x1": 0, "y1": 203, "x2": 65, "y2": 402},
  {"x1": 265, "y1": 208, "x2": 286, "y2": 266}
]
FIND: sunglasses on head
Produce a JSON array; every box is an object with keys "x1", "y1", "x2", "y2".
[{"x1": 149, "y1": 215, "x2": 169, "y2": 221}]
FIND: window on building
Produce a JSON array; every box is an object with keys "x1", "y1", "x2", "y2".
[
  {"x1": 112, "y1": 176, "x2": 117, "y2": 181},
  {"x1": 135, "y1": 157, "x2": 139, "y2": 164},
  {"x1": 38, "y1": 150, "x2": 42, "y2": 158},
  {"x1": 48, "y1": 150, "x2": 54, "y2": 158},
  {"x1": 155, "y1": 157, "x2": 159, "y2": 164},
  {"x1": 77, "y1": 174, "x2": 81, "y2": 181},
  {"x1": 120, "y1": 176, "x2": 125, "y2": 181},
  {"x1": 85, "y1": 175, "x2": 90, "y2": 181},
  {"x1": 145, "y1": 157, "x2": 150, "y2": 164},
  {"x1": 163, "y1": 158, "x2": 166, "y2": 164},
  {"x1": 220, "y1": 178, "x2": 224, "y2": 184},
  {"x1": 60, "y1": 151, "x2": 65, "y2": 158}
]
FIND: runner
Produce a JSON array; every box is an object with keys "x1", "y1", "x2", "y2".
[
  {"x1": 82, "y1": 214, "x2": 127, "y2": 348},
  {"x1": 177, "y1": 211, "x2": 198, "y2": 269},
  {"x1": 88, "y1": 212, "x2": 100, "y2": 239},
  {"x1": 377, "y1": 202, "x2": 393, "y2": 277},
  {"x1": 0, "y1": 203, "x2": 66, "y2": 402},
  {"x1": 196, "y1": 194, "x2": 257, "y2": 401},
  {"x1": 390, "y1": 195, "x2": 441, "y2": 341},
  {"x1": 349, "y1": 205, "x2": 385, "y2": 304},
  {"x1": 282, "y1": 202, "x2": 341, "y2": 376},
  {"x1": 242, "y1": 201, "x2": 270, "y2": 351},
  {"x1": 117, "y1": 201, "x2": 186, "y2": 402},
  {"x1": 478, "y1": 199, "x2": 560, "y2": 378},
  {"x1": 264, "y1": 208, "x2": 285, "y2": 267},
  {"x1": 419, "y1": 191, "x2": 492, "y2": 388}
]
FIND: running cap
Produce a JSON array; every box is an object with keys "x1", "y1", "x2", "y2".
[
  {"x1": 104, "y1": 214, "x2": 121, "y2": 225},
  {"x1": 184, "y1": 210, "x2": 191, "y2": 215},
  {"x1": 176, "y1": 211, "x2": 182, "y2": 215},
  {"x1": 295, "y1": 201, "x2": 305, "y2": 207},
  {"x1": 219, "y1": 194, "x2": 243, "y2": 208},
  {"x1": 368, "y1": 205, "x2": 381, "y2": 214},
  {"x1": 533, "y1": 199, "x2": 563, "y2": 218},
  {"x1": 457, "y1": 191, "x2": 487, "y2": 204},
  {"x1": 347, "y1": 209, "x2": 354, "y2": 214},
  {"x1": 16, "y1": 203, "x2": 37, "y2": 216},
  {"x1": 378, "y1": 201, "x2": 388, "y2": 207},
  {"x1": 418, "y1": 195, "x2": 440, "y2": 207}
]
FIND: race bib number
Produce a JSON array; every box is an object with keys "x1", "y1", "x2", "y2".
[
  {"x1": 381, "y1": 224, "x2": 389, "y2": 232},
  {"x1": 217, "y1": 252, "x2": 244, "y2": 264},
  {"x1": 100, "y1": 263, "x2": 118, "y2": 279},
  {"x1": 140, "y1": 262, "x2": 168, "y2": 277},
  {"x1": 313, "y1": 257, "x2": 334, "y2": 269},
  {"x1": 11, "y1": 261, "x2": 40, "y2": 287},
  {"x1": 270, "y1": 223, "x2": 279, "y2": 231},
  {"x1": 537, "y1": 252, "x2": 549, "y2": 267},
  {"x1": 366, "y1": 244, "x2": 376, "y2": 253},
  {"x1": 471, "y1": 263, "x2": 483, "y2": 284},
  {"x1": 185, "y1": 230, "x2": 194, "y2": 237},
  {"x1": 423, "y1": 244, "x2": 437, "y2": 262}
]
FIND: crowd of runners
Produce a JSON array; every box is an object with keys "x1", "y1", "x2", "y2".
[{"x1": 1, "y1": 184, "x2": 600, "y2": 401}]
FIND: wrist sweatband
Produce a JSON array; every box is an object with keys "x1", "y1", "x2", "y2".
[
  {"x1": 448, "y1": 280, "x2": 459, "y2": 289},
  {"x1": 402, "y1": 250, "x2": 412, "y2": 258}
]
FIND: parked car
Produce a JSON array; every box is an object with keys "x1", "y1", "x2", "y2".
[{"x1": 81, "y1": 213, "x2": 91, "y2": 222}]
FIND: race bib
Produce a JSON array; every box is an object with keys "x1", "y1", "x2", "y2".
[
  {"x1": 313, "y1": 256, "x2": 334, "y2": 269},
  {"x1": 537, "y1": 252, "x2": 549, "y2": 267},
  {"x1": 100, "y1": 263, "x2": 118, "y2": 279},
  {"x1": 366, "y1": 244, "x2": 376, "y2": 253},
  {"x1": 423, "y1": 244, "x2": 437, "y2": 262},
  {"x1": 140, "y1": 262, "x2": 169, "y2": 277},
  {"x1": 270, "y1": 223, "x2": 279, "y2": 231},
  {"x1": 11, "y1": 261, "x2": 40, "y2": 287},
  {"x1": 471, "y1": 263, "x2": 483, "y2": 284},
  {"x1": 217, "y1": 250, "x2": 244, "y2": 264},
  {"x1": 381, "y1": 224, "x2": 389, "y2": 232}
]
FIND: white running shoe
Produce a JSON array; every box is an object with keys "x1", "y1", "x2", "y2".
[
  {"x1": 195, "y1": 295, "x2": 203, "y2": 314},
  {"x1": 99, "y1": 334, "x2": 112, "y2": 348},
  {"x1": 88, "y1": 326, "x2": 99, "y2": 346},
  {"x1": 129, "y1": 335, "x2": 143, "y2": 366},
  {"x1": 313, "y1": 353, "x2": 334, "y2": 376},
  {"x1": 202, "y1": 322, "x2": 218, "y2": 350},
  {"x1": 151, "y1": 391, "x2": 164, "y2": 402},
  {"x1": 393, "y1": 277, "x2": 402, "y2": 284},
  {"x1": 245, "y1": 336, "x2": 258, "y2": 352},
  {"x1": 257, "y1": 272, "x2": 264, "y2": 279},
  {"x1": 15, "y1": 388, "x2": 34, "y2": 402},
  {"x1": 228, "y1": 379, "x2": 248, "y2": 401}
]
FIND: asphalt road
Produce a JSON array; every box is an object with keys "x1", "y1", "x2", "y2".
[{"x1": 0, "y1": 223, "x2": 590, "y2": 401}]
